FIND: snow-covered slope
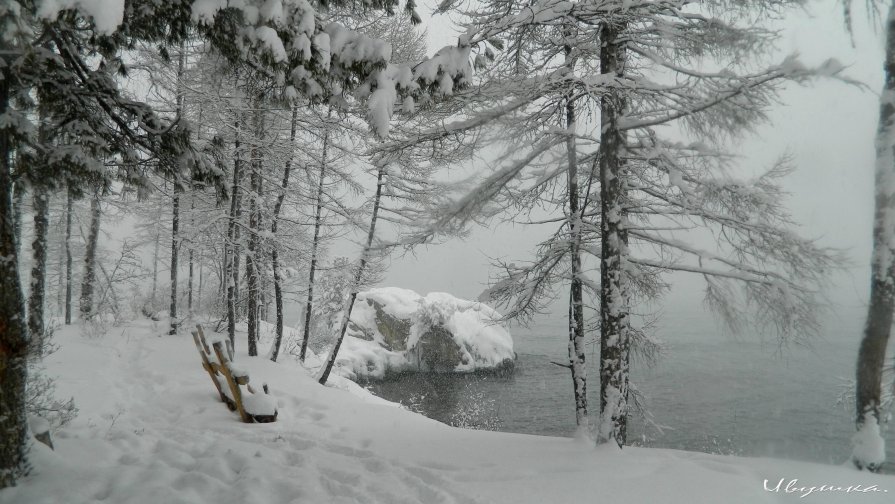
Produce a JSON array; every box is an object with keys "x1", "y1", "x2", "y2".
[
  {"x1": 2, "y1": 320, "x2": 893, "y2": 504},
  {"x1": 334, "y1": 287, "x2": 515, "y2": 380}
]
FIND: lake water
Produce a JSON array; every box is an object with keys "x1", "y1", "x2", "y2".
[{"x1": 365, "y1": 309, "x2": 895, "y2": 469}]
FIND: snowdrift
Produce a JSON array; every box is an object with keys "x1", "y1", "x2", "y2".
[
  {"x1": 3, "y1": 320, "x2": 894, "y2": 504},
  {"x1": 333, "y1": 287, "x2": 515, "y2": 380}
]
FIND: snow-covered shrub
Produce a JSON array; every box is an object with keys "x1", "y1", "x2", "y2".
[
  {"x1": 26, "y1": 324, "x2": 78, "y2": 432},
  {"x1": 305, "y1": 257, "x2": 354, "y2": 354}
]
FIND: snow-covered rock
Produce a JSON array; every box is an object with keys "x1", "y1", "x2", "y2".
[{"x1": 334, "y1": 287, "x2": 515, "y2": 380}]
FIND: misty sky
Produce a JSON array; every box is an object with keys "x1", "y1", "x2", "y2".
[{"x1": 376, "y1": 0, "x2": 884, "y2": 330}]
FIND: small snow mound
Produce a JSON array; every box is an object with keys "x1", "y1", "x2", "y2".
[
  {"x1": 243, "y1": 392, "x2": 277, "y2": 417},
  {"x1": 852, "y1": 414, "x2": 887, "y2": 470}
]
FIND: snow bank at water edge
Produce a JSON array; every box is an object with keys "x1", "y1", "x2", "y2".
[
  {"x1": 332, "y1": 287, "x2": 515, "y2": 380},
  {"x1": 3, "y1": 320, "x2": 894, "y2": 504}
]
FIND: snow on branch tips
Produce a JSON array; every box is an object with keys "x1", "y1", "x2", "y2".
[{"x1": 37, "y1": 0, "x2": 125, "y2": 34}]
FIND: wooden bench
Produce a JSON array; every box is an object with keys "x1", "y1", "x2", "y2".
[{"x1": 191, "y1": 324, "x2": 277, "y2": 423}]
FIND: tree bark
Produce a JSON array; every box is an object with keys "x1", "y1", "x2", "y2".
[
  {"x1": 561, "y1": 28, "x2": 588, "y2": 430},
  {"x1": 566, "y1": 85, "x2": 587, "y2": 430},
  {"x1": 0, "y1": 65, "x2": 31, "y2": 489},
  {"x1": 318, "y1": 163, "x2": 387, "y2": 384},
  {"x1": 169, "y1": 185, "x2": 180, "y2": 335},
  {"x1": 300, "y1": 110, "x2": 332, "y2": 363},
  {"x1": 151, "y1": 209, "x2": 160, "y2": 308},
  {"x1": 11, "y1": 177, "x2": 23, "y2": 258},
  {"x1": 853, "y1": 1, "x2": 895, "y2": 473},
  {"x1": 80, "y1": 191, "x2": 102, "y2": 320},
  {"x1": 168, "y1": 45, "x2": 186, "y2": 335},
  {"x1": 64, "y1": 186, "x2": 73, "y2": 324},
  {"x1": 197, "y1": 260, "x2": 203, "y2": 313},
  {"x1": 188, "y1": 193, "x2": 194, "y2": 315},
  {"x1": 598, "y1": 19, "x2": 630, "y2": 448},
  {"x1": 246, "y1": 104, "x2": 263, "y2": 357},
  {"x1": 269, "y1": 106, "x2": 297, "y2": 362},
  {"x1": 226, "y1": 114, "x2": 242, "y2": 350},
  {"x1": 28, "y1": 186, "x2": 49, "y2": 349}
]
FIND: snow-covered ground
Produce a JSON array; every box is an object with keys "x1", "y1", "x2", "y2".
[{"x1": 2, "y1": 319, "x2": 893, "y2": 504}]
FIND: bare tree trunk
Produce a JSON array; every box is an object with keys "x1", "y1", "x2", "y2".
[
  {"x1": 562, "y1": 33, "x2": 587, "y2": 431},
  {"x1": 80, "y1": 190, "x2": 102, "y2": 320},
  {"x1": 300, "y1": 110, "x2": 331, "y2": 363},
  {"x1": 0, "y1": 71, "x2": 31, "y2": 489},
  {"x1": 55, "y1": 211, "x2": 64, "y2": 312},
  {"x1": 226, "y1": 114, "x2": 242, "y2": 350},
  {"x1": 246, "y1": 104, "x2": 263, "y2": 357},
  {"x1": 168, "y1": 46, "x2": 186, "y2": 336},
  {"x1": 169, "y1": 186, "x2": 180, "y2": 334},
  {"x1": 269, "y1": 106, "x2": 297, "y2": 362},
  {"x1": 151, "y1": 210, "x2": 160, "y2": 308},
  {"x1": 198, "y1": 260, "x2": 203, "y2": 314},
  {"x1": 188, "y1": 248, "x2": 194, "y2": 313},
  {"x1": 64, "y1": 186, "x2": 73, "y2": 324},
  {"x1": 598, "y1": 19, "x2": 630, "y2": 448},
  {"x1": 853, "y1": 1, "x2": 895, "y2": 473},
  {"x1": 28, "y1": 185, "x2": 49, "y2": 348},
  {"x1": 12, "y1": 177, "x2": 23, "y2": 258},
  {"x1": 318, "y1": 162, "x2": 387, "y2": 384},
  {"x1": 188, "y1": 193, "x2": 194, "y2": 315}
]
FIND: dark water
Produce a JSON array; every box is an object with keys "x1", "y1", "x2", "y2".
[{"x1": 366, "y1": 310, "x2": 895, "y2": 467}]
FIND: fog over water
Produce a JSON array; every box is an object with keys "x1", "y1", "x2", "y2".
[{"x1": 350, "y1": 0, "x2": 895, "y2": 470}]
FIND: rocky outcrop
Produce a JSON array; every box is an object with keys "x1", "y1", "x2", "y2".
[{"x1": 334, "y1": 288, "x2": 515, "y2": 380}]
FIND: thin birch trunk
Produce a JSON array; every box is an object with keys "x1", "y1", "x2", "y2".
[
  {"x1": 168, "y1": 45, "x2": 186, "y2": 335},
  {"x1": 169, "y1": 186, "x2": 180, "y2": 334},
  {"x1": 246, "y1": 104, "x2": 263, "y2": 357},
  {"x1": 198, "y1": 260, "x2": 203, "y2": 314},
  {"x1": 188, "y1": 194, "x2": 194, "y2": 315},
  {"x1": 300, "y1": 110, "x2": 331, "y2": 363},
  {"x1": 318, "y1": 162, "x2": 387, "y2": 384},
  {"x1": 269, "y1": 106, "x2": 297, "y2": 362},
  {"x1": 64, "y1": 186, "x2": 73, "y2": 324},
  {"x1": 55, "y1": 203, "x2": 64, "y2": 312},
  {"x1": 226, "y1": 114, "x2": 242, "y2": 349},
  {"x1": 151, "y1": 209, "x2": 160, "y2": 307}
]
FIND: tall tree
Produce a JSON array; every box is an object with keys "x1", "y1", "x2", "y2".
[
  {"x1": 166, "y1": 43, "x2": 191, "y2": 335},
  {"x1": 79, "y1": 191, "x2": 102, "y2": 320},
  {"x1": 27, "y1": 186, "x2": 49, "y2": 345},
  {"x1": 269, "y1": 106, "x2": 299, "y2": 362},
  {"x1": 0, "y1": 31, "x2": 30, "y2": 487},
  {"x1": 245, "y1": 98, "x2": 265, "y2": 357},
  {"x1": 396, "y1": 0, "x2": 841, "y2": 446},
  {"x1": 852, "y1": 0, "x2": 895, "y2": 473},
  {"x1": 64, "y1": 187, "x2": 74, "y2": 324},
  {"x1": 597, "y1": 15, "x2": 629, "y2": 445},
  {"x1": 318, "y1": 161, "x2": 388, "y2": 384},
  {"x1": 299, "y1": 110, "x2": 332, "y2": 362}
]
